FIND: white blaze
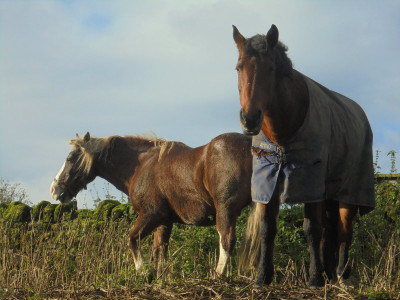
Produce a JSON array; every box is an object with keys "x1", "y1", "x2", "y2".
[{"x1": 50, "y1": 162, "x2": 66, "y2": 200}]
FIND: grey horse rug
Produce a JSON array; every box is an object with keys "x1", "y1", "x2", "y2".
[{"x1": 251, "y1": 74, "x2": 375, "y2": 215}]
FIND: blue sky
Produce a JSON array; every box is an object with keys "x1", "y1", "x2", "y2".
[{"x1": 1, "y1": 0, "x2": 399, "y2": 208}]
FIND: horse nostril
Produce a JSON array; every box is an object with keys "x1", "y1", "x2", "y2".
[
  {"x1": 240, "y1": 109, "x2": 263, "y2": 135},
  {"x1": 241, "y1": 109, "x2": 262, "y2": 126},
  {"x1": 256, "y1": 110, "x2": 262, "y2": 120}
]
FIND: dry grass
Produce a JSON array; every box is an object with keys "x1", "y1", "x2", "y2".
[{"x1": 1, "y1": 206, "x2": 399, "y2": 299}]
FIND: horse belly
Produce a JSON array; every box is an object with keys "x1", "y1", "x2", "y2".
[{"x1": 168, "y1": 190, "x2": 215, "y2": 225}]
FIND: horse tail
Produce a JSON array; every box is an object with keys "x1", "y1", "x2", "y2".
[{"x1": 238, "y1": 202, "x2": 262, "y2": 275}]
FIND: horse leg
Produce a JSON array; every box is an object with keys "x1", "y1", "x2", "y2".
[
  {"x1": 304, "y1": 202, "x2": 325, "y2": 287},
  {"x1": 127, "y1": 212, "x2": 158, "y2": 273},
  {"x1": 337, "y1": 202, "x2": 357, "y2": 280},
  {"x1": 153, "y1": 223, "x2": 173, "y2": 278},
  {"x1": 321, "y1": 200, "x2": 339, "y2": 282},
  {"x1": 257, "y1": 194, "x2": 279, "y2": 286},
  {"x1": 215, "y1": 211, "x2": 237, "y2": 276}
]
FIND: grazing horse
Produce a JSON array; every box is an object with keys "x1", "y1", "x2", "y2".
[
  {"x1": 50, "y1": 132, "x2": 252, "y2": 277},
  {"x1": 233, "y1": 25, "x2": 375, "y2": 287}
]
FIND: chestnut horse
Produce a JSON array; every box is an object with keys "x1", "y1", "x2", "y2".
[
  {"x1": 50, "y1": 132, "x2": 252, "y2": 277},
  {"x1": 233, "y1": 25, "x2": 375, "y2": 287}
]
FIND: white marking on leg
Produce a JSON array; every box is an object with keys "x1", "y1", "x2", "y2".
[
  {"x1": 128, "y1": 238, "x2": 144, "y2": 272},
  {"x1": 134, "y1": 249, "x2": 144, "y2": 271},
  {"x1": 216, "y1": 233, "x2": 230, "y2": 275}
]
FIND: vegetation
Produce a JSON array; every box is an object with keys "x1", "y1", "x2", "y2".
[
  {"x1": 0, "y1": 153, "x2": 399, "y2": 299},
  {"x1": 0, "y1": 177, "x2": 30, "y2": 205}
]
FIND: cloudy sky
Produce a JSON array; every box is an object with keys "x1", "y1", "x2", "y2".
[{"x1": 1, "y1": 0, "x2": 399, "y2": 208}]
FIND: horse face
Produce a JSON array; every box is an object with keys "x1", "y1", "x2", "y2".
[
  {"x1": 50, "y1": 146, "x2": 93, "y2": 203},
  {"x1": 233, "y1": 25, "x2": 279, "y2": 136}
]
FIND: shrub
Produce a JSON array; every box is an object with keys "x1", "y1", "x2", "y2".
[
  {"x1": 111, "y1": 203, "x2": 136, "y2": 221},
  {"x1": 4, "y1": 201, "x2": 31, "y2": 223},
  {"x1": 0, "y1": 202, "x2": 8, "y2": 218},
  {"x1": 94, "y1": 200, "x2": 121, "y2": 221},
  {"x1": 54, "y1": 200, "x2": 77, "y2": 222},
  {"x1": 32, "y1": 200, "x2": 52, "y2": 221}
]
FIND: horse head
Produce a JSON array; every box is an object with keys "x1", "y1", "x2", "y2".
[
  {"x1": 50, "y1": 132, "x2": 97, "y2": 203},
  {"x1": 233, "y1": 24, "x2": 292, "y2": 137}
]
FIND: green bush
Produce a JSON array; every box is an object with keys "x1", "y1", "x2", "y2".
[
  {"x1": 4, "y1": 201, "x2": 31, "y2": 223},
  {"x1": 32, "y1": 200, "x2": 52, "y2": 221},
  {"x1": 42, "y1": 203, "x2": 58, "y2": 223},
  {"x1": 94, "y1": 200, "x2": 121, "y2": 221},
  {"x1": 76, "y1": 208, "x2": 93, "y2": 220},
  {"x1": 54, "y1": 200, "x2": 77, "y2": 222},
  {"x1": 0, "y1": 203, "x2": 8, "y2": 218},
  {"x1": 111, "y1": 203, "x2": 136, "y2": 221}
]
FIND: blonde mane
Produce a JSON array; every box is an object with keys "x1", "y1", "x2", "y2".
[
  {"x1": 69, "y1": 136, "x2": 109, "y2": 175},
  {"x1": 69, "y1": 134, "x2": 177, "y2": 174},
  {"x1": 130, "y1": 133, "x2": 176, "y2": 161}
]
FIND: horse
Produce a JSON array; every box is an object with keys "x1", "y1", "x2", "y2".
[
  {"x1": 233, "y1": 24, "x2": 375, "y2": 287},
  {"x1": 50, "y1": 132, "x2": 252, "y2": 277}
]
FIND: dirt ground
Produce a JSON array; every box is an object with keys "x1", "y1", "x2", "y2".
[{"x1": 5, "y1": 278, "x2": 375, "y2": 300}]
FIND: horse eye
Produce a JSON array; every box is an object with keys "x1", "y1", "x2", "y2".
[{"x1": 235, "y1": 67, "x2": 239, "y2": 72}]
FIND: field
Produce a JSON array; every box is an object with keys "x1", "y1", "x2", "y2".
[{"x1": 0, "y1": 180, "x2": 399, "y2": 299}]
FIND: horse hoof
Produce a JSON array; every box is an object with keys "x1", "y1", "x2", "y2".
[
  {"x1": 256, "y1": 274, "x2": 273, "y2": 286},
  {"x1": 213, "y1": 271, "x2": 225, "y2": 280},
  {"x1": 338, "y1": 266, "x2": 352, "y2": 279},
  {"x1": 308, "y1": 275, "x2": 324, "y2": 288},
  {"x1": 253, "y1": 282, "x2": 265, "y2": 291}
]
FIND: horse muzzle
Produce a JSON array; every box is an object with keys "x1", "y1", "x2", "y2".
[
  {"x1": 50, "y1": 180, "x2": 73, "y2": 203},
  {"x1": 240, "y1": 109, "x2": 262, "y2": 136}
]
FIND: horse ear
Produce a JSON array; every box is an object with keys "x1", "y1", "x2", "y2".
[
  {"x1": 266, "y1": 24, "x2": 279, "y2": 48},
  {"x1": 83, "y1": 132, "x2": 91, "y2": 142},
  {"x1": 233, "y1": 25, "x2": 246, "y2": 53}
]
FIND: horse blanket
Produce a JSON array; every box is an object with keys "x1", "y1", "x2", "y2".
[{"x1": 251, "y1": 74, "x2": 375, "y2": 215}]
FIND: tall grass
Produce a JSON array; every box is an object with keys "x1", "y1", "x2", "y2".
[{"x1": 1, "y1": 180, "x2": 399, "y2": 299}]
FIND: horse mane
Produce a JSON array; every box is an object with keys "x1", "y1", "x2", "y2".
[
  {"x1": 245, "y1": 34, "x2": 293, "y2": 77},
  {"x1": 125, "y1": 134, "x2": 177, "y2": 162},
  {"x1": 69, "y1": 134, "x2": 177, "y2": 174},
  {"x1": 69, "y1": 136, "x2": 109, "y2": 175}
]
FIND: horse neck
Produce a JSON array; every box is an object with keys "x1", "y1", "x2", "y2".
[
  {"x1": 261, "y1": 70, "x2": 309, "y2": 145},
  {"x1": 94, "y1": 137, "x2": 151, "y2": 195}
]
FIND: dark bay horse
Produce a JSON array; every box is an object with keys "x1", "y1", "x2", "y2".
[
  {"x1": 50, "y1": 132, "x2": 252, "y2": 276},
  {"x1": 233, "y1": 25, "x2": 375, "y2": 287}
]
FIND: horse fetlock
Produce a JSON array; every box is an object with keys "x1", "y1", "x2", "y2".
[
  {"x1": 128, "y1": 241, "x2": 144, "y2": 271},
  {"x1": 215, "y1": 237, "x2": 230, "y2": 276},
  {"x1": 133, "y1": 254, "x2": 144, "y2": 271},
  {"x1": 256, "y1": 262, "x2": 274, "y2": 285}
]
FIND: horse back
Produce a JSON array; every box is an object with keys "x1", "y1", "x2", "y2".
[{"x1": 129, "y1": 133, "x2": 252, "y2": 225}]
